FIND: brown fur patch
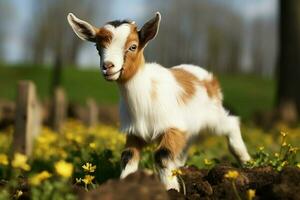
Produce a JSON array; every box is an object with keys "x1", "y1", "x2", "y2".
[
  {"x1": 201, "y1": 76, "x2": 221, "y2": 101},
  {"x1": 96, "y1": 28, "x2": 113, "y2": 48},
  {"x1": 170, "y1": 68, "x2": 197, "y2": 104},
  {"x1": 118, "y1": 25, "x2": 145, "y2": 83},
  {"x1": 125, "y1": 134, "x2": 147, "y2": 162},
  {"x1": 157, "y1": 128, "x2": 186, "y2": 158},
  {"x1": 170, "y1": 68, "x2": 221, "y2": 103}
]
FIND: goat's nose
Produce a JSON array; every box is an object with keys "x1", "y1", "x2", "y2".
[{"x1": 103, "y1": 61, "x2": 114, "y2": 69}]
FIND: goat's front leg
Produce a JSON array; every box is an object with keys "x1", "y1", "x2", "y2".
[
  {"x1": 154, "y1": 128, "x2": 187, "y2": 191},
  {"x1": 120, "y1": 134, "x2": 146, "y2": 179}
]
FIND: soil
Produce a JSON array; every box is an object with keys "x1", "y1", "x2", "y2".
[
  {"x1": 169, "y1": 164, "x2": 300, "y2": 200},
  {"x1": 77, "y1": 171, "x2": 168, "y2": 200},
  {"x1": 82, "y1": 164, "x2": 300, "y2": 200}
]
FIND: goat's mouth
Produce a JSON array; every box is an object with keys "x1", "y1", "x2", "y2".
[{"x1": 103, "y1": 68, "x2": 123, "y2": 80}]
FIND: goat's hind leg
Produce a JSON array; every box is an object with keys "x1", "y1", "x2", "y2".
[
  {"x1": 226, "y1": 116, "x2": 251, "y2": 163},
  {"x1": 215, "y1": 115, "x2": 251, "y2": 163}
]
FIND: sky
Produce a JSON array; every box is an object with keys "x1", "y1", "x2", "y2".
[
  {"x1": 231, "y1": 0, "x2": 277, "y2": 19},
  {"x1": 2, "y1": 0, "x2": 277, "y2": 66}
]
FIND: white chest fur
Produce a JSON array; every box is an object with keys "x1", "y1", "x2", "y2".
[{"x1": 119, "y1": 63, "x2": 184, "y2": 141}]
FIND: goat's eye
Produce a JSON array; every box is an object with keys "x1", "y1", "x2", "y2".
[{"x1": 129, "y1": 44, "x2": 137, "y2": 51}]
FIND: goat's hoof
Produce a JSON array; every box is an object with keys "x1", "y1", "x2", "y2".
[{"x1": 165, "y1": 178, "x2": 180, "y2": 192}]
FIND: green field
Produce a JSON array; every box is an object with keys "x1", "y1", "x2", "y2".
[{"x1": 0, "y1": 64, "x2": 275, "y2": 120}]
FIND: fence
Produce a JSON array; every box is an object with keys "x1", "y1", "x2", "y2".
[{"x1": 11, "y1": 80, "x2": 99, "y2": 156}]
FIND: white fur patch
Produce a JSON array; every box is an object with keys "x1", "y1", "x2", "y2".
[
  {"x1": 157, "y1": 161, "x2": 180, "y2": 191},
  {"x1": 120, "y1": 160, "x2": 139, "y2": 179},
  {"x1": 102, "y1": 24, "x2": 131, "y2": 80}
]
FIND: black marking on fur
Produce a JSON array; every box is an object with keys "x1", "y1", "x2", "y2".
[
  {"x1": 107, "y1": 20, "x2": 131, "y2": 27},
  {"x1": 154, "y1": 148, "x2": 171, "y2": 168},
  {"x1": 121, "y1": 149, "x2": 133, "y2": 169}
]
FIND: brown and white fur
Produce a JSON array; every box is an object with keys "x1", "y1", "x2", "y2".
[{"x1": 67, "y1": 12, "x2": 251, "y2": 191}]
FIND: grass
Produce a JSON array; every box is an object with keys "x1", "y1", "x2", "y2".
[
  {"x1": 219, "y1": 74, "x2": 275, "y2": 120},
  {"x1": 0, "y1": 64, "x2": 119, "y2": 104},
  {"x1": 0, "y1": 64, "x2": 275, "y2": 120}
]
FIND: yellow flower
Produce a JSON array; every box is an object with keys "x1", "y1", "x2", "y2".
[
  {"x1": 12, "y1": 153, "x2": 30, "y2": 171},
  {"x1": 282, "y1": 142, "x2": 287, "y2": 147},
  {"x1": 65, "y1": 131, "x2": 74, "y2": 141},
  {"x1": 224, "y1": 170, "x2": 239, "y2": 180},
  {"x1": 89, "y1": 142, "x2": 96, "y2": 149},
  {"x1": 54, "y1": 160, "x2": 73, "y2": 178},
  {"x1": 14, "y1": 190, "x2": 23, "y2": 199},
  {"x1": 82, "y1": 175, "x2": 95, "y2": 185},
  {"x1": 258, "y1": 146, "x2": 264, "y2": 151},
  {"x1": 204, "y1": 158, "x2": 212, "y2": 165},
  {"x1": 280, "y1": 131, "x2": 287, "y2": 137},
  {"x1": 297, "y1": 163, "x2": 300, "y2": 169},
  {"x1": 74, "y1": 135, "x2": 83, "y2": 144},
  {"x1": 82, "y1": 162, "x2": 96, "y2": 173},
  {"x1": 247, "y1": 189, "x2": 256, "y2": 200},
  {"x1": 0, "y1": 153, "x2": 8, "y2": 166},
  {"x1": 29, "y1": 171, "x2": 52, "y2": 185},
  {"x1": 171, "y1": 169, "x2": 183, "y2": 177},
  {"x1": 76, "y1": 178, "x2": 82, "y2": 183},
  {"x1": 281, "y1": 161, "x2": 288, "y2": 167},
  {"x1": 289, "y1": 147, "x2": 299, "y2": 153}
]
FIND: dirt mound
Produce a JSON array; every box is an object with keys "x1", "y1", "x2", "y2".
[
  {"x1": 78, "y1": 171, "x2": 169, "y2": 200},
  {"x1": 169, "y1": 164, "x2": 300, "y2": 200},
  {"x1": 77, "y1": 164, "x2": 300, "y2": 200},
  {"x1": 266, "y1": 166, "x2": 300, "y2": 200}
]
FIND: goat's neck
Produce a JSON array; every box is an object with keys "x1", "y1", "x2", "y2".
[
  {"x1": 117, "y1": 55, "x2": 151, "y2": 101},
  {"x1": 117, "y1": 52, "x2": 145, "y2": 84}
]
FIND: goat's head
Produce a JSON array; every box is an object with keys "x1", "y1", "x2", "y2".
[{"x1": 67, "y1": 12, "x2": 161, "y2": 82}]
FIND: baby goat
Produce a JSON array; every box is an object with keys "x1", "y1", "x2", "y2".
[{"x1": 67, "y1": 12, "x2": 251, "y2": 191}]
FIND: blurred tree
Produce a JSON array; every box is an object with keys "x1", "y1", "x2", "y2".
[
  {"x1": 27, "y1": 0, "x2": 99, "y2": 92},
  {"x1": 28, "y1": 0, "x2": 97, "y2": 67},
  {"x1": 206, "y1": 26, "x2": 223, "y2": 71},
  {"x1": 252, "y1": 19, "x2": 264, "y2": 75},
  {"x1": 251, "y1": 18, "x2": 277, "y2": 76},
  {"x1": 277, "y1": 0, "x2": 300, "y2": 122},
  {"x1": 145, "y1": 0, "x2": 243, "y2": 73},
  {"x1": 0, "y1": 1, "x2": 12, "y2": 61},
  {"x1": 225, "y1": 14, "x2": 243, "y2": 74}
]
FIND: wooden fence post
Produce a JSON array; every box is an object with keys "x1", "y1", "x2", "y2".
[
  {"x1": 13, "y1": 81, "x2": 41, "y2": 156},
  {"x1": 0, "y1": 104, "x2": 2, "y2": 123},
  {"x1": 85, "y1": 98, "x2": 98, "y2": 127},
  {"x1": 50, "y1": 87, "x2": 67, "y2": 132}
]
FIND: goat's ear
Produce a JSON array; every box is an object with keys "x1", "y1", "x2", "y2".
[
  {"x1": 67, "y1": 13, "x2": 98, "y2": 42},
  {"x1": 138, "y1": 12, "x2": 161, "y2": 48}
]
